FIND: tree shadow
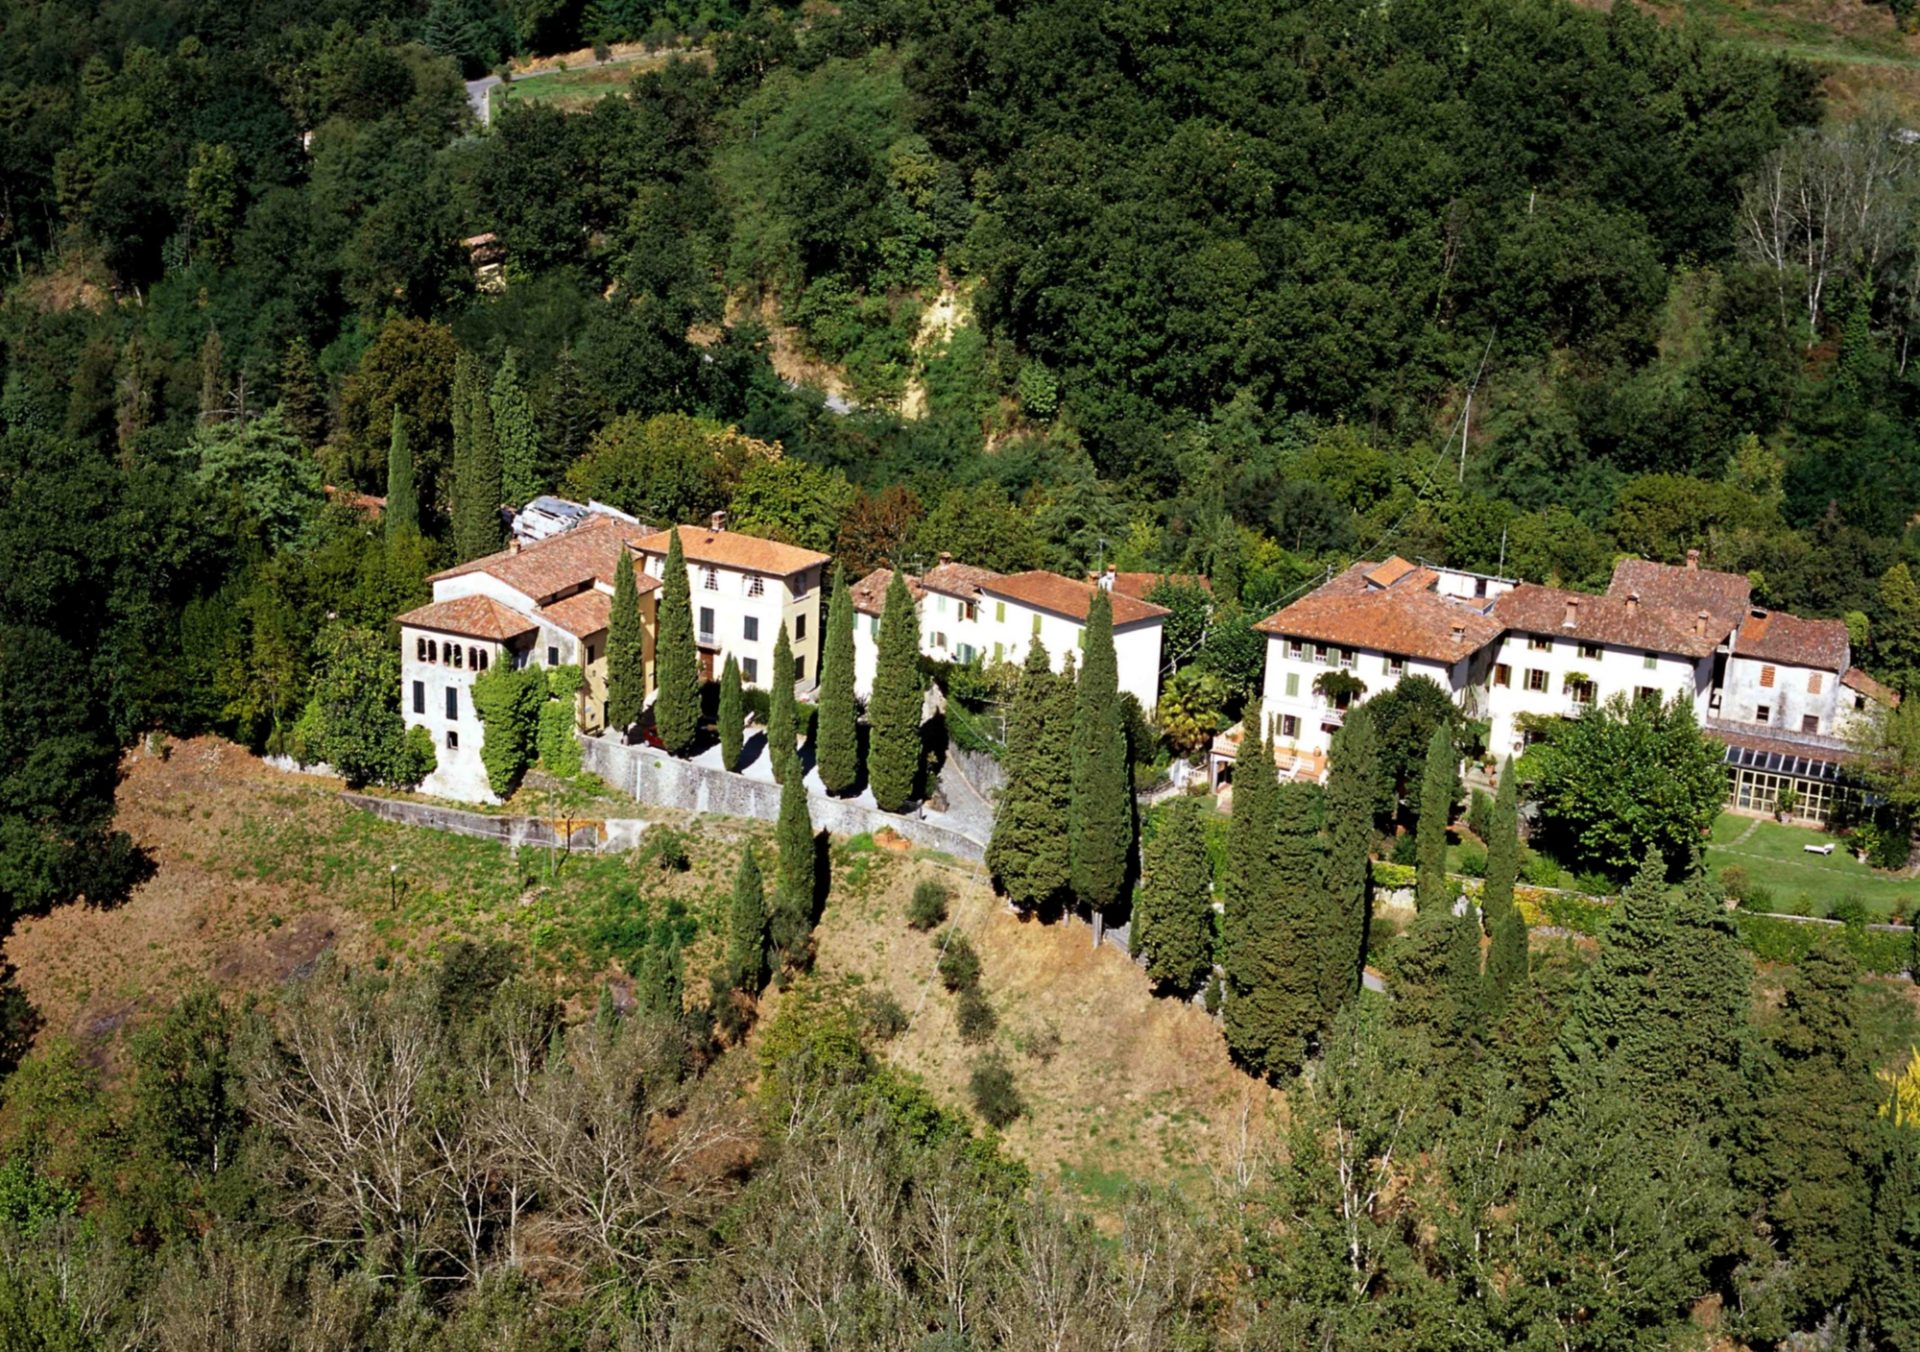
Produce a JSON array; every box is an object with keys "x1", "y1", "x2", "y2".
[{"x1": 810, "y1": 828, "x2": 832, "y2": 925}]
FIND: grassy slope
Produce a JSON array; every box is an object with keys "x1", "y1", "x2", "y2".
[
  {"x1": 1705, "y1": 811, "x2": 1920, "y2": 916},
  {"x1": 1643, "y1": 0, "x2": 1920, "y2": 114}
]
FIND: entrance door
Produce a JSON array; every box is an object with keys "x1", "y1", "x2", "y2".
[{"x1": 699, "y1": 648, "x2": 715, "y2": 682}]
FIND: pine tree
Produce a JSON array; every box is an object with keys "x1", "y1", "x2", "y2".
[
  {"x1": 197, "y1": 328, "x2": 227, "y2": 425},
  {"x1": 1220, "y1": 704, "x2": 1277, "y2": 985},
  {"x1": 770, "y1": 753, "x2": 816, "y2": 968},
  {"x1": 384, "y1": 408, "x2": 418, "y2": 539},
  {"x1": 1482, "y1": 757, "x2": 1519, "y2": 932},
  {"x1": 1415, "y1": 721, "x2": 1456, "y2": 914},
  {"x1": 1070, "y1": 588, "x2": 1120, "y2": 897},
  {"x1": 452, "y1": 354, "x2": 504, "y2": 560},
  {"x1": 986, "y1": 643, "x2": 1073, "y2": 912},
  {"x1": 768, "y1": 625, "x2": 796, "y2": 781},
  {"x1": 491, "y1": 347, "x2": 543, "y2": 507},
  {"x1": 279, "y1": 338, "x2": 327, "y2": 450},
  {"x1": 1225, "y1": 781, "x2": 1325, "y2": 1077},
  {"x1": 718, "y1": 654, "x2": 744, "y2": 771},
  {"x1": 543, "y1": 343, "x2": 593, "y2": 485},
  {"x1": 816, "y1": 564, "x2": 859, "y2": 795},
  {"x1": 1322, "y1": 705, "x2": 1378, "y2": 1009},
  {"x1": 652, "y1": 527, "x2": 701, "y2": 756},
  {"x1": 1390, "y1": 905, "x2": 1483, "y2": 1061},
  {"x1": 867, "y1": 569, "x2": 923, "y2": 812},
  {"x1": 726, "y1": 846, "x2": 768, "y2": 994},
  {"x1": 1484, "y1": 904, "x2": 1529, "y2": 1014},
  {"x1": 1134, "y1": 798, "x2": 1214, "y2": 995},
  {"x1": 606, "y1": 544, "x2": 646, "y2": 737}
]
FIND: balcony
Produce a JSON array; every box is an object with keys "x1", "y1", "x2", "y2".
[{"x1": 696, "y1": 630, "x2": 717, "y2": 649}]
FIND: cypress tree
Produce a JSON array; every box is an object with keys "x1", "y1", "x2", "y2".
[
  {"x1": 770, "y1": 752, "x2": 816, "y2": 968},
  {"x1": 768, "y1": 625, "x2": 796, "y2": 781},
  {"x1": 1484, "y1": 904, "x2": 1529, "y2": 1014},
  {"x1": 1070, "y1": 589, "x2": 1119, "y2": 885},
  {"x1": 653, "y1": 527, "x2": 701, "y2": 756},
  {"x1": 1482, "y1": 757, "x2": 1519, "y2": 932},
  {"x1": 718, "y1": 654, "x2": 744, "y2": 772},
  {"x1": 1390, "y1": 905, "x2": 1483, "y2": 1061},
  {"x1": 1322, "y1": 705, "x2": 1379, "y2": 1008},
  {"x1": 867, "y1": 569, "x2": 923, "y2": 812},
  {"x1": 1220, "y1": 705, "x2": 1278, "y2": 985},
  {"x1": 491, "y1": 346, "x2": 543, "y2": 507},
  {"x1": 1225, "y1": 781, "x2": 1324, "y2": 1077},
  {"x1": 726, "y1": 845, "x2": 768, "y2": 994},
  {"x1": 279, "y1": 337, "x2": 327, "y2": 450},
  {"x1": 816, "y1": 564, "x2": 859, "y2": 795},
  {"x1": 1414, "y1": 720, "x2": 1456, "y2": 914},
  {"x1": 987, "y1": 642, "x2": 1073, "y2": 912},
  {"x1": 452, "y1": 354, "x2": 504, "y2": 560},
  {"x1": 1134, "y1": 798, "x2": 1214, "y2": 996},
  {"x1": 384, "y1": 408, "x2": 418, "y2": 540},
  {"x1": 605, "y1": 545, "x2": 646, "y2": 737}
]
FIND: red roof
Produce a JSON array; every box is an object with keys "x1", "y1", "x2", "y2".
[
  {"x1": 430, "y1": 513, "x2": 658, "y2": 604},
  {"x1": 396, "y1": 595, "x2": 537, "y2": 642},
  {"x1": 1844, "y1": 666, "x2": 1901, "y2": 707},
  {"x1": 1255, "y1": 562, "x2": 1501, "y2": 662},
  {"x1": 1607, "y1": 557, "x2": 1752, "y2": 627},
  {"x1": 1735, "y1": 611, "x2": 1850, "y2": 671},
  {"x1": 980, "y1": 571, "x2": 1170, "y2": 626},
  {"x1": 537, "y1": 588, "x2": 615, "y2": 638},
  {"x1": 634, "y1": 524, "x2": 829, "y2": 578},
  {"x1": 1094, "y1": 571, "x2": 1211, "y2": 601},
  {"x1": 1491, "y1": 583, "x2": 1723, "y2": 659},
  {"x1": 849, "y1": 567, "x2": 925, "y2": 618}
]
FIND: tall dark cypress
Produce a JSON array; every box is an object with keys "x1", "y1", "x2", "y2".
[
  {"x1": 1134, "y1": 798, "x2": 1214, "y2": 996},
  {"x1": 1220, "y1": 704, "x2": 1277, "y2": 986},
  {"x1": 718, "y1": 653, "x2": 744, "y2": 772},
  {"x1": 452, "y1": 353, "x2": 504, "y2": 560},
  {"x1": 1390, "y1": 905, "x2": 1483, "y2": 1061},
  {"x1": 867, "y1": 569, "x2": 923, "y2": 812},
  {"x1": 770, "y1": 752, "x2": 817, "y2": 968},
  {"x1": 768, "y1": 625, "x2": 796, "y2": 782},
  {"x1": 492, "y1": 346, "x2": 542, "y2": 507},
  {"x1": 384, "y1": 409, "x2": 418, "y2": 540},
  {"x1": 1322, "y1": 704, "x2": 1378, "y2": 1008},
  {"x1": 605, "y1": 546, "x2": 646, "y2": 736},
  {"x1": 726, "y1": 845, "x2": 768, "y2": 994},
  {"x1": 986, "y1": 642, "x2": 1072, "y2": 912},
  {"x1": 1414, "y1": 720, "x2": 1456, "y2": 914},
  {"x1": 1070, "y1": 589, "x2": 1122, "y2": 905},
  {"x1": 816, "y1": 564, "x2": 859, "y2": 795},
  {"x1": 279, "y1": 337, "x2": 328, "y2": 451},
  {"x1": 652, "y1": 527, "x2": 701, "y2": 756},
  {"x1": 1482, "y1": 757, "x2": 1519, "y2": 932},
  {"x1": 1225, "y1": 781, "x2": 1324, "y2": 1078}
]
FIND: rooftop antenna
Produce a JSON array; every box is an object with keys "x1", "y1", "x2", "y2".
[
  {"x1": 1458, "y1": 387, "x2": 1471, "y2": 484},
  {"x1": 1498, "y1": 523, "x2": 1507, "y2": 576}
]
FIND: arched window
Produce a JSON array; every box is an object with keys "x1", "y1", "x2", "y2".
[
  {"x1": 426, "y1": 639, "x2": 438, "y2": 662},
  {"x1": 476, "y1": 649, "x2": 489, "y2": 671},
  {"x1": 451, "y1": 645, "x2": 463, "y2": 669},
  {"x1": 416, "y1": 637, "x2": 427, "y2": 661}
]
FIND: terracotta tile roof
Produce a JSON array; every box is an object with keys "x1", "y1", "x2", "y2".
[
  {"x1": 849, "y1": 567, "x2": 925, "y2": 617},
  {"x1": 430, "y1": 513, "x2": 658, "y2": 604},
  {"x1": 980, "y1": 571, "x2": 1171, "y2": 626},
  {"x1": 1094, "y1": 571, "x2": 1211, "y2": 601},
  {"x1": 537, "y1": 588, "x2": 614, "y2": 639},
  {"x1": 1735, "y1": 611, "x2": 1850, "y2": 671},
  {"x1": 1254, "y1": 562, "x2": 1502, "y2": 661},
  {"x1": 1491, "y1": 583, "x2": 1721, "y2": 659},
  {"x1": 922, "y1": 561, "x2": 1003, "y2": 598},
  {"x1": 634, "y1": 524, "x2": 830, "y2": 578},
  {"x1": 1844, "y1": 666, "x2": 1901, "y2": 707},
  {"x1": 323, "y1": 484, "x2": 386, "y2": 518},
  {"x1": 395, "y1": 595, "x2": 537, "y2": 642},
  {"x1": 1363, "y1": 557, "x2": 1419, "y2": 590},
  {"x1": 1607, "y1": 557, "x2": 1751, "y2": 627}
]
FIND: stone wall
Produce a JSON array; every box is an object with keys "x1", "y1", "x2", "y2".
[
  {"x1": 342, "y1": 793, "x2": 647, "y2": 853},
  {"x1": 580, "y1": 736, "x2": 986, "y2": 862},
  {"x1": 944, "y1": 747, "x2": 1005, "y2": 801}
]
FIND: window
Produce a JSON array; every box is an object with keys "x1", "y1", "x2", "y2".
[
  {"x1": 412, "y1": 681, "x2": 424, "y2": 714},
  {"x1": 995, "y1": 601, "x2": 1006, "y2": 623},
  {"x1": 446, "y1": 729, "x2": 458, "y2": 749},
  {"x1": 450, "y1": 645, "x2": 463, "y2": 669},
  {"x1": 1636, "y1": 686, "x2": 1658, "y2": 703},
  {"x1": 1339, "y1": 648, "x2": 1355, "y2": 670},
  {"x1": 1285, "y1": 673, "x2": 1300, "y2": 698},
  {"x1": 1759, "y1": 664, "x2": 1776, "y2": 689},
  {"x1": 1286, "y1": 640, "x2": 1303, "y2": 660},
  {"x1": 1525, "y1": 669, "x2": 1549, "y2": 693},
  {"x1": 1809, "y1": 672, "x2": 1823, "y2": 694},
  {"x1": 1313, "y1": 644, "x2": 1331, "y2": 665},
  {"x1": 993, "y1": 642, "x2": 1004, "y2": 661},
  {"x1": 934, "y1": 595, "x2": 948, "y2": 615},
  {"x1": 698, "y1": 607, "x2": 715, "y2": 642},
  {"x1": 793, "y1": 655, "x2": 806, "y2": 681},
  {"x1": 1493, "y1": 664, "x2": 1511, "y2": 688},
  {"x1": 548, "y1": 645, "x2": 559, "y2": 666},
  {"x1": 468, "y1": 646, "x2": 480, "y2": 669},
  {"x1": 1578, "y1": 642, "x2": 1602, "y2": 661},
  {"x1": 962, "y1": 601, "x2": 977, "y2": 621},
  {"x1": 586, "y1": 644, "x2": 596, "y2": 664},
  {"x1": 957, "y1": 643, "x2": 976, "y2": 664},
  {"x1": 743, "y1": 616, "x2": 760, "y2": 643},
  {"x1": 869, "y1": 615, "x2": 880, "y2": 636},
  {"x1": 1643, "y1": 652, "x2": 1658, "y2": 670},
  {"x1": 742, "y1": 657, "x2": 759, "y2": 684},
  {"x1": 1280, "y1": 715, "x2": 1301, "y2": 739},
  {"x1": 445, "y1": 688, "x2": 458, "y2": 719},
  {"x1": 1755, "y1": 704, "x2": 1771, "y2": 724},
  {"x1": 476, "y1": 649, "x2": 488, "y2": 671},
  {"x1": 746, "y1": 574, "x2": 765, "y2": 598},
  {"x1": 702, "y1": 566, "x2": 718, "y2": 591},
  {"x1": 795, "y1": 614, "x2": 807, "y2": 641},
  {"x1": 1528, "y1": 636, "x2": 1552, "y2": 652},
  {"x1": 416, "y1": 637, "x2": 428, "y2": 661},
  {"x1": 1387, "y1": 656, "x2": 1404, "y2": 677},
  {"x1": 933, "y1": 632, "x2": 949, "y2": 650},
  {"x1": 1802, "y1": 714, "x2": 1820, "y2": 734},
  {"x1": 426, "y1": 639, "x2": 438, "y2": 662}
]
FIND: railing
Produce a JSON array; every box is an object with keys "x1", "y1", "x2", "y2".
[{"x1": 697, "y1": 630, "x2": 716, "y2": 648}]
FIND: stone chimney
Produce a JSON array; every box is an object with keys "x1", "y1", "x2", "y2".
[
  {"x1": 1450, "y1": 622, "x2": 1465, "y2": 645},
  {"x1": 509, "y1": 535, "x2": 522, "y2": 555},
  {"x1": 1695, "y1": 609, "x2": 1709, "y2": 637},
  {"x1": 1686, "y1": 548, "x2": 1700, "y2": 570},
  {"x1": 1563, "y1": 596, "x2": 1580, "y2": 629},
  {"x1": 1098, "y1": 567, "x2": 1116, "y2": 592},
  {"x1": 1625, "y1": 590, "x2": 1640, "y2": 616},
  {"x1": 938, "y1": 551, "x2": 953, "y2": 567},
  {"x1": 709, "y1": 509, "x2": 728, "y2": 533}
]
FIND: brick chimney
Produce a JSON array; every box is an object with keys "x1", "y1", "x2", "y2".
[
  {"x1": 508, "y1": 535, "x2": 522, "y2": 555},
  {"x1": 1563, "y1": 596, "x2": 1580, "y2": 629},
  {"x1": 1686, "y1": 548, "x2": 1700, "y2": 570},
  {"x1": 1625, "y1": 590, "x2": 1640, "y2": 616},
  {"x1": 938, "y1": 551, "x2": 953, "y2": 567},
  {"x1": 1450, "y1": 622, "x2": 1465, "y2": 645},
  {"x1": 709, "y1": 509, "x2": 728, "y2": 533},
  {"x1": 1696, "y1": 609, "x2": 1709, "y2": 637}
]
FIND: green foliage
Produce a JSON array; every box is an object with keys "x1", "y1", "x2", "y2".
[
  {"x1": 771, "y1": 753, "x2": 817, "y2": 968},
  {"x1": 768, "y1": 626, "x2": 797, "y2": 781},
  {"x1": 867, "y1": 569, "x2": 923, "y2": 812},
  {"x1": 637, "y1": 825, "x2": 692, "y2": 874},
  {"x1": 729, "y1": 457, "x2": 855, "y2": 553},
  {"x1": 471, "y1": 663, "x2": 545, "y2": 798},
  {"x1": 1069, "y1": 589, "x2": 1132, "y2": 915},
  {"x1": 727, "y1": 846, "x2": 769, "y2": 996},
  {"x1": 451, "y1": 353, "x2": 504, "y2": 561},
  {"x1": 1733, "y1": 913, "x2": 1914, "y2": 973},
  {"x1": 1366, "y1": 676, "x2": 1461, "y2": 813},
  {"x1": 653, "y1": 527, "x2": 701, "y2": 756},
  {"x1": 1482, "y1": 761, "x2": 1520, "y2": 932},
  {"x1": 907, "y1": 879, "x2": 950, "y2": 931},
  {"x1": 968, "y1": 1058, "x2": 1024, "y2": 1129},
  {"x1": 936, "y1": 931, "x2": 981, "y2": 993},
  {"x1": 816, "y1": 565, "x2": 859, "y2": 794},
  {"x1": 1135, "y1": 799, "x2": 1215, "y2": 996},
  {"x1": 987, "y1": 643, "x2": 1073, "y2": 911},
  {"x1": 718, "y1": 655, "x2": 745, "y2": 772},
  {"x1": 384, "y1": 409, "x2": 418, "y2": 539},
  {"x1": 536, "y1": 700, "x2": 580, "y2": 777},
  {"x1": 188, "y1": 409, "x2": 324, "y2": 550},
  {"x1": 308, "y1": 627, "x2": 424, "y2": 789},
  {"x1": 1415, "y1": 722, "x2": 1456, "y2": 914},
  {"x1": 1485, "y1": 905, "x2": 1529, "y2": 1014},
  {"x1": 491, "y1": 347, "x2": 543, "y2": 507},
  {"x1": 1225, "y1": 781, "x2": 1327, "y2": 1079},
  {"x1": 1323, "y1": 707, "x2": 1378, "y2": 1008},
  {"x1": 955, "y1": 988, "x2": 997, "y2": 1044}
]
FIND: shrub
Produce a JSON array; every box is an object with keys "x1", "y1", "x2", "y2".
[
  {"x1": 1522, "y1": 852, "x2": 1567, "y2": 889},
  {"x1": 1830, "y1": 895, "x2": 1870, "y2": 929},
  {"x1": 639, "y1": 825, "x2": 691, "y2": 873},
  {"x1": 955, "y1": 988, "x2": 997, "y2": 1043},
  {"x1": 1719, "y1": 864, "x2": 1750, "y2": 901},
  {"x1": 400, "y1": 724, "x2": 437, "y2": 787},
  {"x1": 1456, "y1": 844, "x2": 1488, "y2": 878},
  {"x1": 1370, "y1": 860, "x2": 1417, "y2": 889},
  {"x1": 1203, "y1": 973, "x2": 1223, "y2": 1015},
  {"x1": 1021, "y1": 1020, "x2": 1061, "y2": 1064},
  {"x1": 1743, "y1": 883, "x2": 1777, "y2": 914},
  {"x1": 861, "y1": 989, "x2": 908, "y2": 1041},
  {"x1": 537, "y1": 700, "x2": 582, "y2": 776},
  {"x1": 907, "y1": 879, "x2": 950, "y2": 930},
  {"x1": 1389, "y1": 832, "x2": 1418, "y2": 866},
  {"x1": 1571, "y1": 870, "x2": 1614, "y2": 898},
  {"x1": 935, "y1": 932, "x2": 980, "y2": 992},
  {"x1": 968, "y1": 1059, "x2": 1024, "y2": 1128},
  {"x1": 472, "y1": 663, "x2": 545, "y2": 796},
  {"x1": 1467, "y1": 788, "x2": 1493, "y2": 843},
  {"x1": 1540, "y1": 891, "x2": 1613, "y2": 936},
  {"x1": 1735, "y1": 912, "x2": 1912, "y2": 973}
]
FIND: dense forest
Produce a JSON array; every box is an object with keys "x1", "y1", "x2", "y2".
[{"x1": 8, "y1": 0, "x2": 1920, "y2": 1345}]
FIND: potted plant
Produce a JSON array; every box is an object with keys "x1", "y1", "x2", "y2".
[{"x1": 1773, "y1": 782, "x2": 1800, "y2": 823}]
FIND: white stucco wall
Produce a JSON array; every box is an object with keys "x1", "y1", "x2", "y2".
[
  {"x1": 974, "y1": 594, "x2": 1163, "y2": 711},
  {"x1": 648, "y1": 557, "x2": 822, "y2": 691},
  {"x1": 1720, "y1": 655, "x2": 1841, "y2": 738},
  {"x1": 1259, "y1": 637, "x2": 1470, "y2": 761},
  {"x1": 1481, "y1": 631, "x2": 1709, "y2": 757},
  {"x1": 400, "y1": 626, "x2": 506, "y2": 804}
]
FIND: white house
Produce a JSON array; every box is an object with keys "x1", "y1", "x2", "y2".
[
  {"x1": 972, "y1": 569, "x2": 1170, "y2": 712},
  {"x1": 395, "y1": 596, "x2": 537, "y2": 802},
  {"x1": 1719, "y1": 609, "x2": 1851, "y2": 738},
  {"x1": 848, "y1": 556, "x2": 1004, "y2": 697},
  {"x1": 634, "y1": 515, "x2": 829, "y2": 692}
]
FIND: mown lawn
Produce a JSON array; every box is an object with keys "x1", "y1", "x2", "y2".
[{"x1": 1705, "y1": 813, "x2": 1919, "y2": 919}]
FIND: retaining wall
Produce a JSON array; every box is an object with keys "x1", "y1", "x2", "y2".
[
  {"x1": 579, "y1": 735, "x2": 986, "y2": 862},
  {"x1": 342, "y1": 793, "x2": 647, "y2": 852}
]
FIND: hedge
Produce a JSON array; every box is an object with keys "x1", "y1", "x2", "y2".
[{"x1": 1734, "y1": 913, "x2": 1913, "y2": 975}]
